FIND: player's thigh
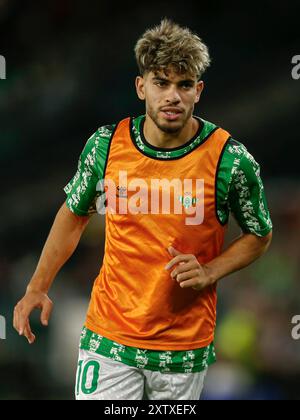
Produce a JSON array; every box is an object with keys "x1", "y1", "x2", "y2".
[
  {"x1": 144, "y1": 369, "x2": 208, "y2": 400},
  {"x1": 75, "y1": 349, "x2": 145, "y2": 400}
]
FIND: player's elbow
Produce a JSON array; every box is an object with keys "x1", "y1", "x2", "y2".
[
  {"x1": 262, "y1": 230, "x2": 272, "y2": 245},
  {"x1": 258, "y1": 230, "x2": 273, "y2": 253}
]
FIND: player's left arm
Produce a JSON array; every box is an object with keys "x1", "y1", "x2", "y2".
[{"x1": 165, "y1": 147, "x2": 273, "y2": 291}]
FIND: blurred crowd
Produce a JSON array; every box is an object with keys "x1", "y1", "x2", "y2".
[{"x1": 0, "y1": 0, "x2": 300, "y2": 399}]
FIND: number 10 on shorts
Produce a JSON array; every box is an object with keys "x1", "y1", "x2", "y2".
[{"x1": 76, "y1": 360, "x2": 100, "y2": 396}]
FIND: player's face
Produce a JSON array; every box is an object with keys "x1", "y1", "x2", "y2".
[{"x1": 135, "y1": 68, "x2": 204, "y2": 134}]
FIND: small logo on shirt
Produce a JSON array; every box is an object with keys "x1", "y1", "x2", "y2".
[
  {"x1": 116, "y1": 186, "x2": 127, "y2": 198},
  {"x1": 178, "y1": 193, "x2": 199, "y2": 209}
]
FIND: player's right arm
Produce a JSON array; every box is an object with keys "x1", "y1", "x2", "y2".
[
  {"x1": 14, "y1": 126, "x2": 112, "y2": 344},
  {"x1": 13, "y1": 203, "x2": 90, "y2": 344}
]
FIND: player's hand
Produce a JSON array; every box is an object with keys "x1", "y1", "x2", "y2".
[
  {"x1": 165, "y1": 246, "x2": 214, "y2": 291},
  {"x1": 13, "y1": 289, "x2": 53, "y2": 345}
]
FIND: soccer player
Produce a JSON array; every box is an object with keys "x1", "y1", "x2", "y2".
[{"x1": 13, "y1": 19, "x2": 273, "y2": 400}]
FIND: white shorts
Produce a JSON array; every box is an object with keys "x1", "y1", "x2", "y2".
[{"x1": 75, "y1": 349, "x2": 208, "y2": 400}]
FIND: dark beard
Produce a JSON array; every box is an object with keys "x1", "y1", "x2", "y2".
[
  {"x1": 155, "y1": 122, "x2": 182, "y2": 134},
  {"x1": 147, "y1": 106, "x2": 193, "y2": 135},
  {"x1": 152, "y1": 109, "x2": 188, "y2": 135}
]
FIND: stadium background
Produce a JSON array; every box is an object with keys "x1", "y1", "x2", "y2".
[{"x1": 0, "y1": 0, "x2": 300, "y2": 400}]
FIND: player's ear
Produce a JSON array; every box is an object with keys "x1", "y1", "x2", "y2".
[
  {"x1": 135, "y1": 76, "x2": 145, "y2": 100},
  {"x1": 195, "y1": 80, "x2": 204, "y2": 104}
]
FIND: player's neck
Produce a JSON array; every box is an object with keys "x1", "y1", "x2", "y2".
[{"x1": 143, "y1": 115, "x2": 199, "y2": 149}]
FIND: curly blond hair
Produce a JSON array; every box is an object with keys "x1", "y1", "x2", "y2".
[{"x1": 134, "y1": 19, "x2": 211, "y2": 79}]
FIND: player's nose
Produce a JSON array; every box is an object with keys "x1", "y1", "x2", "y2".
[{"x1": 165, "y1": 86, "x2": 181, "y2": 104}]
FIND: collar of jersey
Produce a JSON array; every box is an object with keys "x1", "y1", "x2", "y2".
[{"x1": 131, "y1": 115, "x2": 218, "y2": 160}]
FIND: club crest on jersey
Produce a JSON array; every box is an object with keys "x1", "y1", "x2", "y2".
[{"x1": 178, "y1": 193, "x2": 199, "y2": 209}]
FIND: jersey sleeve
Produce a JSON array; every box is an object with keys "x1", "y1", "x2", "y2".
[
  {"x1": 227, "y1": 143, "x2": 273, "y2": 237},
  {"x1": 64, "y1": 125, "x2": 115, "y2": 216},
  {"x1": 64, "y1": 132, "x2": 100, "y2": 216}
]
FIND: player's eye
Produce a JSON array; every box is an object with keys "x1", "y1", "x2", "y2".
[
  {"x1": 180, "y1": 82, "x2": 194, "y2": 89},
  {"x1": 154, "y1": 80, "x2": 167, "y2": 87}
]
